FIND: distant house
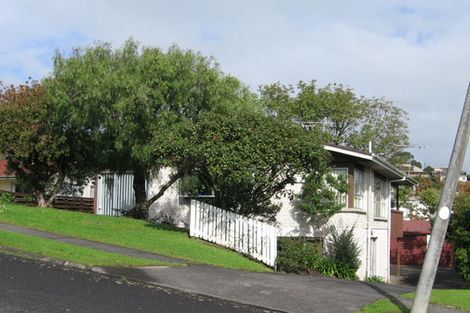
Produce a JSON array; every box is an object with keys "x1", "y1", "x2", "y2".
[
  {"x1": 0, "y1": 160, "x2": 16, "y2": 192},
  {"x1": 434, "y1": 167, "x2": 467, "y2": 182}
]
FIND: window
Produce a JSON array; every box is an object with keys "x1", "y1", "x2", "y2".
[
  {"x1": 330, "y1": 168, "x2": 348, "y2": 207},
  {"x1": 374, "y1": 177, "x2": 387, "y2": 217},
  {"x1": 354, "y1": 169, "x2": 365, "y2": 209}
]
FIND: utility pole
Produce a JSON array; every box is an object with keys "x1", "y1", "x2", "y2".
[{"x1": 411, "y1": 83, "x2": 470, "y2": 313}]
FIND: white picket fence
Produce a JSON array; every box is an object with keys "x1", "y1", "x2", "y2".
[{"x1": 189, "y1": 200, "x2": 277, "y2": 267}]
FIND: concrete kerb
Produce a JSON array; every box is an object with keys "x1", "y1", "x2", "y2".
[
  {"x1": 1, "y1": 222, "x2": 468, "y2": 313},
  {"x1": 0, "y1": 247, "x2": 285, "y2": 313}
]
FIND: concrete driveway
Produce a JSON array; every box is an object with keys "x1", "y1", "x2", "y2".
[
  {"x1": 390, "y1": 265, "x2": 469, "y2": 289},
  {"x1": 103, "y1": 264, "x2": 414, "y2": 313}
]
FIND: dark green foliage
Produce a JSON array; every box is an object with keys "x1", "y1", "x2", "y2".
[
  {"x1": 276, "y1": 237, "x2": 321, "y2": 273},
  {"x1": 326, "y1": 227, "x2": 361, "y2": 276},
  {"x1": 158, "y1": 109, "x2": 330, "y2": 220},
  {"x1": 315, "y1": 257, "x2": 358, "y2": 280},
  {"x1": 46, "y1": 39, "x2": 253, "y2": 213},
  {"x1": 454, "y1": 248, "x2": 470, "y2": 281},
  {"x1": 276, "y1": 236, "x2": 359, "y2": 280},
  {"x1": 0, "y1": 81, "x2": 97, "y2": 207},
  {"x1": 259, "y1": 80, "x2": 410, "y2": 160},
  {"x1": 366, "y1": 275, "x2": 385, "y2": 283},
  {"x1": 417, "y1": 187, "x2": 441, "y2": 220},
  {"x1": 0, "y1": 192, "x2": 15, "y2": 205},
  {"x1": 423, "y1": 165, "x2": 434, "y2": 173},
  {"x1": 449, "y1": 193, "x2": 470, "y2": 281}
]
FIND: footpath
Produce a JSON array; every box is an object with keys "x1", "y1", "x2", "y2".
[{"x1": 0, "y1": 222, "x2": 467, "y2": 313}]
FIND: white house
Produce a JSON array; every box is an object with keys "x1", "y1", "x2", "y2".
[
  {"x1": 273, "y1": 145, "x2": 415, "y2": 281},
  {"x1": 92, "y1": 144, "x2": 414, "y2": 281}
]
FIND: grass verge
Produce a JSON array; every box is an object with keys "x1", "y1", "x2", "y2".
[
  {"x1": 402, "y1": 290, "x2": 470, "y2": 312},
  {"x1": 0, "y1": 229, "x2": 170, "y2": 267},
  {"x1": 358, "y1": 289, "x2": 470, "y2": 313},
  {"x1": 0, "y1": 204, "x2": 271, "y2": 272}
]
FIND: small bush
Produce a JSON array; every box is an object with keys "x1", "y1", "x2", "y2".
[
  {"x1": 276, "y1": 236, "x2": 358, "y2": 280},
  {"x1": 326, "y1": 227, "x2": 361, "y2": 273},
  {"x1": 0, "y1": 193, "x2": 15, "y2": 205},
  {"x1": 455, "y1": 248, "x2": 470, "y2": 281},
  {"x1": 277, "y1": 237, "x2": 321, "y2": 274},
  {"x1": 366, "y1": 276, "x2": 385, "y2": 283}
]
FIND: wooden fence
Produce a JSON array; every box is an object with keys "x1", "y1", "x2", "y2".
[
  {"x1": 0, "y1": 190, "x2": 94, "y2": 213},
  {"x1": 189, "y1": 200, "x2": 277, "y2": 267}
]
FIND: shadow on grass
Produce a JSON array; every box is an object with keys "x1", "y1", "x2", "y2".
[
  {"x1": 143, "y1": 221, "x2": 188, "y2": 233},
  {"x1": 362, "y1": 282, "x2": 410, "y2": 313}
]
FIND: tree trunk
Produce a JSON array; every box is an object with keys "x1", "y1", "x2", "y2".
[
  {"x1": 144, "y1": 172, "x2": 182, "y2": 208},
  {"x1": 133, "y1": 169, "x2": 148, "y2": 208},
  {"x1": 37, "y1": 192, "x2": 50, "y2": 208}
]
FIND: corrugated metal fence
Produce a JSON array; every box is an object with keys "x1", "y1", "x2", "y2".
[
  {"x1": 96, "y1": 173, "x2": 135, "y2": 216},
  {"x1": 189, "y1": 200, "x2": 277, "y2": 267}
]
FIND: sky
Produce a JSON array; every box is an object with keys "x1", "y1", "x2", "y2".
[{"x1": 2, "y1": 1, "x2": 470, "y2": 170}]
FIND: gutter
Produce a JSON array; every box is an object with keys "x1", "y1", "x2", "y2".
[{"x1": 371, "y1": 154, "x2": 404, "y2": 178}]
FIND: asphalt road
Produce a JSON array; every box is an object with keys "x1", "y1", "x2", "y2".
[{"x1": 0, "y1": 253, "x2": 279, "y2": 313}]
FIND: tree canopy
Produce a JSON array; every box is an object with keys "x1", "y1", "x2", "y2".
[
  {"x1": 45, "y1": 40, "x2": 253, "y2": 215},
  {"x1": 259, "y1": 80, "x2": 410, "y2": 159},
  {"x1": 152, "y1": 109, "x2": 330, "y2": 219},
  {"x1": 0, "y1": 81, "x2": 97, "y2": 206}
]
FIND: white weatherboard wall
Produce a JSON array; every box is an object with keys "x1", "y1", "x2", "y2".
[
  {"x1": 94, "y1": 168, "x2": 187, "y2": 219},
  {"x1": 0, "y1": 179, "x2": 15, "y2": 192},
  {"x1": 190, "y1": 200, "x2": 277, "y2": 267},
  {"x1": 148, "y1": 167, "x2": 189, "y2": 227},
  {"x1": 274, "y1": 167, "x2": 392, "y2": 281}
]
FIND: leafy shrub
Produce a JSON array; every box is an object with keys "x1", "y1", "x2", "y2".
[
  {"x1": 326, "y1": 227, "x2": 361, "y2": 273},
  {"x1": 450, "y1": 193, "x2": 470, "y2": 281},
  {"x1": 367, "y1": 276, "x2": 385, "y2": 283},
  {"x1": 455, "y1": 248, "x2": 470, "y2": 281},
  {"x1": 277, "y1": 237, "x2": 321, "y2": 274},
  {"x1": 276, "y1": 236, "x2": 359, "y2": 280},
  {"x1": 0, "y1": 192, "x2": 15, "y2": 205}
]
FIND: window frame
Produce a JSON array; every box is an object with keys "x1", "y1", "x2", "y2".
[
  {"x1": 374, "y1": 176, "x2": 387, "y2": 218},
  {"x1": 353, "y1": 169, "x2": 366, "y2": 209}
]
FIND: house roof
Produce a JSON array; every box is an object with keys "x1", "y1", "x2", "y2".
[
  {"x1": 403, "y1": 220, "x2": 432, "y2": 235},
  {"x1": 324, "y1": 144, "x2": 417, "y2": 185},
  {"x1": 0, "y1": 160, "x2": 15, "y2": 178}
]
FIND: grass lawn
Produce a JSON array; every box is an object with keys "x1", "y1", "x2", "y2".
[
  {"x1": 358, "y1": 289, "x2": 470, "y2": 313},
  {"x1": 0, "y1": 204, "x2": 271, "y2": 272},
  {"x1": 0, "y1": 229, "x2": 169, "y2": 267},
  {"x1": 402, "y1": 290, "x2": 470, "y2": 312}
]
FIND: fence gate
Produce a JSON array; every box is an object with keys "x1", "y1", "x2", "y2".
[{"x1": 96, "y1": 173, "x2": 135, "y2": 216}]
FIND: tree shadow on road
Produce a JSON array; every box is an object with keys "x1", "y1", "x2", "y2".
[{"x1": 361, "y1": 282, "x2": 410, "y2": 312}]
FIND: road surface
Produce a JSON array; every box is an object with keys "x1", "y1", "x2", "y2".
[{"x1": 0, "y1": 253, "x2": 278, "y2": 313}]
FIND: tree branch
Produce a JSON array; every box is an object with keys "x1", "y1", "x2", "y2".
[{"x1": 144, "y1": 171, "x2": 183, "y2": 208}]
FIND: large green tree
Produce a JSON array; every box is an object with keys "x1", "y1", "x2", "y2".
[
  {"x1": 259, "y1": 80, "x2": 410, "y2": 159},
  {"x1": 46, "y1": 40, "x2": 252, "y2": 215},
  {"x1": 152, "y1": 109, "x2": 330, "y2": 219},
  {"x1": 0, "y1": 81, "x2": 97, "y2": 206}
]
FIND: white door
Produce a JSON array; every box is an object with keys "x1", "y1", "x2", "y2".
[{"x1": 370, "y1": 237, "x2": 377, "y2": 277}]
